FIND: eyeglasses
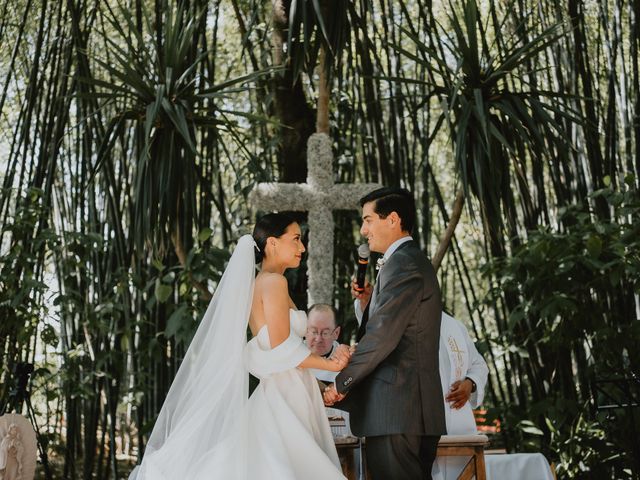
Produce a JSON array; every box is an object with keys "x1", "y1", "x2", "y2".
[{"x1": 306, "y1": 328, "x2": 337, "y2": 339}]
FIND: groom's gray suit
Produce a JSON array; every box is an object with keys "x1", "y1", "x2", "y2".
[{"x1": 335, "y1": 239, "x2": 445, "y2": 479}]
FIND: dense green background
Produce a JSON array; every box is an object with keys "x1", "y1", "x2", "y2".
[{"x1": 0, "y1": 0, "x2": 639, "y2": 478}]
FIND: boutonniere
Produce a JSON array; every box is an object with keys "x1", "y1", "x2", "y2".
[{"x1": 376, "y1": 257, "x2": 386, "y2": 270}]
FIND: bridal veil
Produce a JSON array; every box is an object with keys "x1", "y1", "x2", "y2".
[{"x1": 130, "y1": 234, "x2": 256, "y2": 479}]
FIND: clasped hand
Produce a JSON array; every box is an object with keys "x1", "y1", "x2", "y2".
[
  {"x1": 322, "y1": 383, "x2": 345, "y2": 406},
  {"x1": 327, "y1": 344, "x2": 352, "y2": 371},
  {"x1": 321, "y1": 278, "x2": 371, "y2": 406}
]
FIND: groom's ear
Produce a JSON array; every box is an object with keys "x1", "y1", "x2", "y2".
[{"x1": 387, "y1": 211, "x2": 402, "y2": 230}]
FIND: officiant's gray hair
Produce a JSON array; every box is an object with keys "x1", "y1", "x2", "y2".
[
  {"x1": 308, "y1": 303, "x2": 339, "y2": 327},
  {"x1": 252, "y1": 212, "x2": 297, "y2": 263}
]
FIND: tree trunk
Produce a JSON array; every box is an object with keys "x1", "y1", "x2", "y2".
[{"x1": 271, "y1": 0, "x2": 316, "y2": 182}]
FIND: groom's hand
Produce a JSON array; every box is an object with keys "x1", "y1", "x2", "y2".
[
  {"x1": 323, "y1": 383, "x2": 346, "y2": 406},
  {"x1": 351, "y1": 278, "x2": 373, "y2": 309}
]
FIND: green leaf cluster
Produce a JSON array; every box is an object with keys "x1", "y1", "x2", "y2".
[{"x1": 482, "y1": 175, "x2": 640, "y2": 477}]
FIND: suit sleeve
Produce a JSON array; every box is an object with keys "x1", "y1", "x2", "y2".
[{"x1": 336, "y1": 259, "x2": 427, "y2": 394}]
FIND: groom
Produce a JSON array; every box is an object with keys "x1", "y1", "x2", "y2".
[{"x1": 324, "y1": 187, "x2": 445, "y2": 480}]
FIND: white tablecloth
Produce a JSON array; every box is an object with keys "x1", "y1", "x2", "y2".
[
  {"x1": 434, "y1": 451, "x2": 554, "y2": 480},
  {"x1": 486, "y1": 453, "x2": 555, "y2": 480}
]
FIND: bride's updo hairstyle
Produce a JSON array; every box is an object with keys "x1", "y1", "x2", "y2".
[{"x1": 252, "y1": 212, "x2": 296, "y2": 264}]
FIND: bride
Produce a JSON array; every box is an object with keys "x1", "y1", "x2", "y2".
[{"x1": 130, "y1": 213, "x2": 349, "y2": 479}]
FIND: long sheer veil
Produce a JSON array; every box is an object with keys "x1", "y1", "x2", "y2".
[{"x1": 130, "y1": 234, "x2": 256, "y2": 479}]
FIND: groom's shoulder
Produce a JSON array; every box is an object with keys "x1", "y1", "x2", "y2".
[
  {"x1": 391, "y1": 241, "x2": 433, "y2": 271},
  {"x1": 385, "y1": 246, "x2": 418, "y2": 274},
  {"x1": 394, "y1": 240, "x2": 424, "y2": 262}
]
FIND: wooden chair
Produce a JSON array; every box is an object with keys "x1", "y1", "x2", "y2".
[
  {"x1": 436, "y1": 434, "x2": 489, "y2": 480},
  {"x1": 331, "y1": 416, "x2": 367, "y2": 480}
]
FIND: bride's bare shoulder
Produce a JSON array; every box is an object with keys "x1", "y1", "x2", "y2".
[
  {"x1": 251, "y1": 274, "x2": 288, "y2": 333},
  {"x1": 255, "y1": 272, "x2": 288, "y2": 294}
]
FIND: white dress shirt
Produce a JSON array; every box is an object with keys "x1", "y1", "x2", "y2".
[
  {"x1": 354, "y1": 236, "x2": 413, "y2": 323},
  {"x1": 306, "y1": 340, "x2": 340, "y2": 383}
]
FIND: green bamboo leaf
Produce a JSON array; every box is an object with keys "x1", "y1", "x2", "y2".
[
  {"x1": 84, "y1": 115, "x2": 127, "y2": 190},
  {"x1": 586, "y1": 235, "x2": 603, "y2": 258},
  {"x1": 216, "y1": 109, "x2": 282, "y2": 126},
  {"x1": 518, "y1": 421, "x2": 544, "y2": 436},
  {"x1": 311, "y1": 0, "x2": 331, "y2": 50},
  {"x1": 198, "y1": 228, "x2": 212, "y2": 242},
  {"x1": 472, "y1": 88, "x2": 489, "y2": 144},
  {"x1": 161, "y1": 98, "x2": 196, "y2": 153},
  {"x1": 199, "y1": 67, "x2": 282, "y2": 96},
  {"x1": 464, "y1": 0, "x2": 480, "y2": 72},
  {"x1": 144, "y1": 87, "x2": 164, "y2": 142},
  {"x1": 154, "y1": 281, "x2": 172, "y2": 303},
  {"x1": 165, "y1": 305, "x2": 189, "y2": 337}
]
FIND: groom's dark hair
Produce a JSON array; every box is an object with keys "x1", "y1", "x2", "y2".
[{"x1": 360, "y1": 187, "x2": 416, "y2": 234}]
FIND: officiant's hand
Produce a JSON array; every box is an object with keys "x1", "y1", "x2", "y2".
[
  {"x1": 445, "y1": 379, "x2": 473, "y2": 409},
  {"x1": 323, "y1": 383, "x2": 345, "y2": 406},
  {"x1": 351, "y1": 278, "x2": 373, "y2": 309}
]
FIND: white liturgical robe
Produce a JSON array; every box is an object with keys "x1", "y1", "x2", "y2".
[
  {"x1": 432, "y1": 314, "x2": 555, "y2": 480},
  {"x1": 307, "y1": 341, "x2": 340, "y2": 383},
  {"x1": 439, "y1": 312, "x2": 488, "y2": 435},
  {"x1": 432, "y1": 313, "x2": 488, "y2": 480}
]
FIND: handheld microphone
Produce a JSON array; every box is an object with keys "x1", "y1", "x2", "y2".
[{"x1": 355, "y1": 244, "x2": 370, "y2": 291}]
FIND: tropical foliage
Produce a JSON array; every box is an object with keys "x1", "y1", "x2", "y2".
[
  {"x1": 483, "y1": 176, "x2": 640, "y2": 477},
  {"x1": 1, "y1": 0, "x2": 639, "y2": 478}
]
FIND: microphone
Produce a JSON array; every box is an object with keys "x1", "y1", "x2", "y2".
[{"x1": 355, "y1": 244, "x2": 370, "y2": 291}]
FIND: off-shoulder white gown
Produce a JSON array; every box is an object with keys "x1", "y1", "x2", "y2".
[{"x1": 245, "y1": 309, "x2": 345, "y2": 480}]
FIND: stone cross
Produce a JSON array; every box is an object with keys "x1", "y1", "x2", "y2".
[{"x1": 251, "y1": 133, "x2": 380, "y2": 305}]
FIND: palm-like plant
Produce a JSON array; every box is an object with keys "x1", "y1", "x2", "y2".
[
  {"x1": 285, "y1": 0, "x2": 350, "y2": 82},
  {"x1": 3, "y1": 0, "x2": 639, "y2": 476},
  {"x1": 85, "y1": 2, "x2": 264, "y2": 259},
  {"x1": 394, "y1": 0, "x2": 577, "y2": 253},
  {"x1": 387, "y1": 0, "x2": 585, "y2": 455}
]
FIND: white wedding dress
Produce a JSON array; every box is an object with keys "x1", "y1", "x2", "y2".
[
  {"x1": 130, "y1": 235, "x2": 345, "y2": 480},
  {"x1": 245, "y1": 309, "x2": 344, "y2": 479}
]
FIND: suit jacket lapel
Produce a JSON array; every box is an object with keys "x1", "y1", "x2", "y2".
[
  {"x1": 356, "y1": 302, "x2": 370, "y2": 342},
  {"x1": 370, "y1": 275, "x2": 381, "y2": 309},
  {"x1": 358, "y1": 241, "x2": 416, "y2": 342},
  {"x1": 370, "y1": 240, "x2": 414, "y2": 316}
]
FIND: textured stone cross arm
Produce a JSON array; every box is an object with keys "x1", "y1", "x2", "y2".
[{"x1": 251, "y1": 133, "x2": 380, "y2": 305}]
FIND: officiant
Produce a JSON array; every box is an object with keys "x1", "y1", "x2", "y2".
[
  {"x1": 438, "y1": 312, "x2": 489, "y2": 434},
  {"x1": 305, "y1": 304, "x2": 356, "y2": 440},
  {"x1": 305, "y1": 304, "x2": 342, "y2": 382},
  {"x1": 432, "y1": 312, "x2": 488, "y2": 480},
  {"x1": 435, "y1": 313, "x2": 556, "y2": 480}
]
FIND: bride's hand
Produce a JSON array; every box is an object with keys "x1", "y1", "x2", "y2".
[{"x1": 328, "y1": 344, "x2": 351, "y2": 371}]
